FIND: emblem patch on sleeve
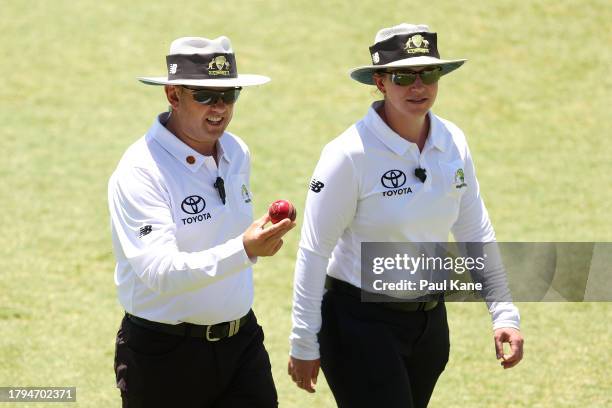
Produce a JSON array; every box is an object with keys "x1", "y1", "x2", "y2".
[{"x1": 139, "y1": 225, "x2": 152, "y2": 238}]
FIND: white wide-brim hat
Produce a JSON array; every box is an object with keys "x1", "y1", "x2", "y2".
[
  {"x1": 350, "y1": 23, "x2": 466, "y2": 85},
  {"x1": 139, "y1": 36, "x2": 270, "y2": 88}
]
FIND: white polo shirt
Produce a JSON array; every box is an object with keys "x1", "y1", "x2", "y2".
[
  {"x1": 108, "y1": 112, "x2": 255, "y2": 325},
  {"x1": 290, "y1": 101, "x2": 520, "y2": 359}
]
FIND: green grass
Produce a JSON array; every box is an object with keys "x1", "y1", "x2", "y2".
[{"x1": 1, "y1": 0, "x2": 611, "y2": 406}]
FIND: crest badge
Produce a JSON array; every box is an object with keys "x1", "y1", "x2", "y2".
[
  {"x1": 241, "y1": 184, "x2": 252, "y2": 203},
  {"x1": 404, "y1": 34, "x2": 430, "y2": 54},
  {"x1": 454, "y1": 168, "x2": 467, "y2": 189},
  {"x1": 207, "y1": 55, "x2": 231, "y2": 76}
]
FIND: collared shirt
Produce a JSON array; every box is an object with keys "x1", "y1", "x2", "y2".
[
  {"x1": 290, "y1": 101, "x2": 520, "y2": 359},
  {"x1": 108, "y1": 112, "x2": 255, "y2": 325}
]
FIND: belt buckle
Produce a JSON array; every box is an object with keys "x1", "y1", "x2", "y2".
[
  {"x1": 205, "y1": 318, "x2": 241, "y2": 342},
  {"x1": 205, "y1": 325, "x2": 220, "y2": 342}
]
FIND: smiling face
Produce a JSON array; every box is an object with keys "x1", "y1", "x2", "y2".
[
  {"x1": 164, "y1": 85, "x2": 235, "y2": 155},
  {"x1": 373, "y1": 66, "x2": 438, "y2": 118}
]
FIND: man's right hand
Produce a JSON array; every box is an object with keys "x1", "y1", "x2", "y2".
[{"x1": 243, "y1": 214, "x2": 295, "y2": 258}]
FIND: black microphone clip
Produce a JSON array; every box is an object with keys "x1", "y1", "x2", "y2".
[
  {"x1": 214, "y1": 176, "x2": 226, "y2": 205},
  {"x1": 414, "y1": 167, "x2": 427, "y2": 183}
]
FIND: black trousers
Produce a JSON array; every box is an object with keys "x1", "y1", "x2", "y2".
[
  {"x1": 319, "y1": 290, "x2": 450, "y2": 408},
  {"x1": 114, "y1": 311, "x2": 278, "y2": 408}
]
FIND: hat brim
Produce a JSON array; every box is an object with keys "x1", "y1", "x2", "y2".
[
  {"x1": 350, "y1": 56, "x2": 466, "y2": 85},
  {"x1": 137, "y1": 73, "x2": 270, "y2": 87}
]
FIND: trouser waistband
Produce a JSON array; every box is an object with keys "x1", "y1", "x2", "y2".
[{"x1": 325, "y1": 276, "x2": 439, "y2": 312}]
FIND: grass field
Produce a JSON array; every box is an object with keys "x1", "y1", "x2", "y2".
[{"x1": 1, "y1": 0, "x2": 611, "y2": 406}]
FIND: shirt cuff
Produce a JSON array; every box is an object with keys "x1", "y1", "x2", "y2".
[
  {"x1": 490, "y1": 302, "x2": 521, "y2": 330},
  {"x1": 237, "y1": 233, "x2": 258, "y2": 265},
  {"x1": 290, "y1": 336, "x2": 320, "y2": 360},
  {"x1": 214, "y1": 235, "x2": 255, "y2": 273}
]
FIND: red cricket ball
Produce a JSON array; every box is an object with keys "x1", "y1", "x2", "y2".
[{"x1": 268, "y1": 200, "x2": 297, "y2": 224}]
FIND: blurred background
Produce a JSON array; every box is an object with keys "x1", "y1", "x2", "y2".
[{"x1": 1, "y1": 0, "x2": 610, "y2": 406}]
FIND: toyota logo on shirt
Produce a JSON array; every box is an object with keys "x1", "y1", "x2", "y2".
[
  {"x1": 380, "y1": 170, "x2": 412, "y2": 197},
  {"x1": 381, "y1": 170, "x2": 406, "y2": 189},
  {"x1": 181, "y1": 195, "x2": 206, "y2": 214},
  {"x1": 180, "y1": 195, "x2": 212, "y2": 225}
]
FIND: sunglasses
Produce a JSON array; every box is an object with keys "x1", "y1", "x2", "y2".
[
  {"x1": 183, "y1": 87, "x2": 242, "y2": 105},
  {"x1": 389, "y1": 67, "x2": 442, "y2": 86}
]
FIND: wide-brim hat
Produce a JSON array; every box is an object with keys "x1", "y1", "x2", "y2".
[
  {"x1": 139, "y1": 36, "x2": 270, "y2": 88},
  {"x1": 350, "y1": 23, "x2": 466, "y2": 85}
]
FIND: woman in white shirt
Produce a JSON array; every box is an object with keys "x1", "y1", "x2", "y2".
[{"x1": 287, "y1": 23, "x2": 524, "y2": 408}]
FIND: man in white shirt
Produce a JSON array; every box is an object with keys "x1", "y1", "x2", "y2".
[{"x1": 109, "y1": 36, "x2": 293, "y2": 408}]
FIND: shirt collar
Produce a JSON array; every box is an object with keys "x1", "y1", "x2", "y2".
[
  {"x1": 149, "y1": 112, "x2": 231, "y2": 172},
  {"x1": 364, "y1": 101, "x2": 446, "y2": 155},
  {"x1": 426, "y1": 113, "x2": 447, "y2": 152}
]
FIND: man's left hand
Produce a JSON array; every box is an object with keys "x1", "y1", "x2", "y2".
[{"x1": 494, "y1": 327, "x2": 524, "y2": 369}]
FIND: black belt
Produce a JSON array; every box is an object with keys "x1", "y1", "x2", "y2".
[
  {"x1": 325, "y1": 276, "x2": 439, "y2": 312},
  {"x1": 125, "y1": 310, "x2": 252, "y2": 342}
]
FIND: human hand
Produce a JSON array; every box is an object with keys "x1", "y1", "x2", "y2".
[
  {"x1": 243, "y1": 214, "x2": 295, "y2": 258},
  {"x1": 494, "y1": 327, "x2": 524, "y2": 369},
  {"x1": 288, "y1": 356, "x2": 320, "y2": 393}
]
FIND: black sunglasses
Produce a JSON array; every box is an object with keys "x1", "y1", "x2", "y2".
[
  {"x1": 182, "y1": 87, "x2": 242, "y2": 105},
  {"x1": 389, "y1": 67, "x2": 442, "y2": 86}
]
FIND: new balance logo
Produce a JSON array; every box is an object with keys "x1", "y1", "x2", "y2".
[
  {"x1": 139, "y1": 225, "x2": 152, "y2": 238},
  {"x1": 310, "y1": 179, "x2": 325, "y2": 193}
]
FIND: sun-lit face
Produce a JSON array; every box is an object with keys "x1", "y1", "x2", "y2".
[
  {"x1": 374, "y1": 66, "x2": 438, "y2": 117},
  {"x1": 164, "y1": 85, "x2": 235, "y2": 153}
]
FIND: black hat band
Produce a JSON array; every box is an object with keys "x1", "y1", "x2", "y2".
[
  {"x1": 369, "y1": 32, "x2": 439, "y2": 66},
  {"x1": 166, "y1": 53, "x2": 238, "y2": 80}
]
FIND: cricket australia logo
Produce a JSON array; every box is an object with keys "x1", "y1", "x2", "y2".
[
  {"x1": 454, "y1": 168, "x2": 467, "y2": 189},
  {"x1": 241, "y1": 184, "x2": 252, "y2": 203},
  {"x1": 207, "y1": 55, "x2": 231, "y2": 76},
  {"x1": 404, "y1": 34, "x2": 430, "y2": 55},
  {"x1": 371, "y1": 52, "x2": 380, "y2": 64}
]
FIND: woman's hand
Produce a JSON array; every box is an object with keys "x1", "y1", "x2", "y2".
[
  {"x1": 288, "y1": 356, "x2": 320, "y2": 393},
  {"x1": 494, "y1": 327, "x2": 524, "y2": 369}
]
